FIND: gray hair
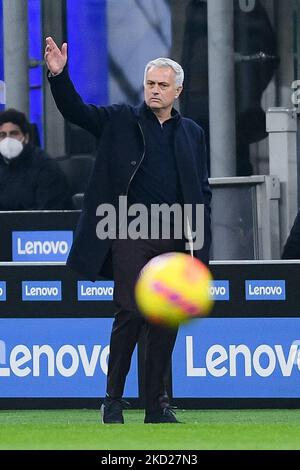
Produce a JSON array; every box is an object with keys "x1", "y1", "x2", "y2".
[{"x1": 144, "y1": 58, "x2": 184, "y2": 88}]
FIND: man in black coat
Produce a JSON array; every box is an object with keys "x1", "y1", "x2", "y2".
[
  {"x1": 45, "y1": 37, "x2": 211, "y2": 424},
  {"x1": 282, "y1": 211, "x2": 300, "y2": 259},
  {"x1": 0, "y1": 108, "x2": 70, "y2": 210}
]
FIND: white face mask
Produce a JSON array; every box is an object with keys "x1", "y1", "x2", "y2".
[{"x1": 0, "y1": 137, "x2": 24, "y2": 160}]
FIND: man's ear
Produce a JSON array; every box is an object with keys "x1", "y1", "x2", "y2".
[
  {"x1": 175, "y1": 86, "x2": 183, "y2": 99},
  {"x1": 24, "y1": 133, "x2": 30, "y2": 144}
]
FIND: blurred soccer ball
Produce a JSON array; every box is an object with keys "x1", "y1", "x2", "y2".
[{"x1": 135, "y1": 252, "x2": 213, "y2": 328}]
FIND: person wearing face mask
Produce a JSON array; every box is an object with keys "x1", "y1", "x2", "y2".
[{"x1": 0, "y1": 108, "x2": 71, "y2": 210}]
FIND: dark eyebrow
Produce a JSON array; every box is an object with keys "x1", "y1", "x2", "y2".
[
  {"x1": 147, "y1": 80, "x2": 170, "y2": 86},
  {"x1": 0, "y1": 130, "x2": 21, "y2": 135}
]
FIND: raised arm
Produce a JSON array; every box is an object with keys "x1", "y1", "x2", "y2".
[{"x1": 44, "y1": 37, "x2": 108, "y2": 137}]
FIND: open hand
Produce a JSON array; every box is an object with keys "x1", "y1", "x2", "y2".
[{"x1": 44, "y1": 36, "x2": 68, "y2": 75}]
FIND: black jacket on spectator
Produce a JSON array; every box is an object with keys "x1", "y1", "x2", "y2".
[
  {"x1": 0, "y1": 144, "x2": 70, "y2": 210},
  {"x1": 49, "y1": 68, "x2": 211, "y2": 281},
  {"x1": 282, "y1": 211, "x2": 300, "y2": 259}
]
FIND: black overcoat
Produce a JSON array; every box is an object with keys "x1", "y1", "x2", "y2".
[{"x1": 49, "y1": 68, "x2": 212, "y2": 280}]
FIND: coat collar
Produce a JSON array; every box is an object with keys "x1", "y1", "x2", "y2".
[{"x1": 133, "y1": 102, "x2": 181, "y2": 126}]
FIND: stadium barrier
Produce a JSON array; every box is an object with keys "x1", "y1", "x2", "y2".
[{"x1": 1, "y1": 260, "x2": 300, "y2": 409}]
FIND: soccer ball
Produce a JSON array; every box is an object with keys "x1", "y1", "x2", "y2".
[{"x1": 135, "y1": 252, "x2": 213, "y2": 328}]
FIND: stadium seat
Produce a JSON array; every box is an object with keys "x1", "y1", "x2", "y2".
[
  {"x1": 72, "y1": 193, "x2": 85, "y2": 210},
  {"x1": 56, "y1": 154, "x2": 95, "y2": 197}
]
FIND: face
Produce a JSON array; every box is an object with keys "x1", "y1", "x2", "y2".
[
  {"x1": 144, "y1": 66, "x2": 183, "y2": 113},
  {"x1": 0, "y1": 122, "x2": 29, "y2": 144}
]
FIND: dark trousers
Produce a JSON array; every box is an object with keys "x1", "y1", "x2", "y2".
[{"x1": 106, "y1": 237, "x2": 185, "y2": 413}]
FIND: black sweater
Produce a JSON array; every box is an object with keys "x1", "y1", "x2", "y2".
[
  {"x1": 128, "y1": 103, "x2": 182, "y2": 207},
  {"x1": 49, "y1": 67, "x2": 211, "y2": 280},
  {"x1": 0, "y1": 145, "x2": 70, "y2": 210}
]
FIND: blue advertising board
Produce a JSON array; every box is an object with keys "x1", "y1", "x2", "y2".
[
  {"x1": 22, "y1": 281, "x2": 62, "y2": 301},
  {"x1": 210, "y1": 280, "x2": 230, "y2": 301},
  {"x1": 1, "y1": 261, "x2": 300, "y2": 406},
  {"x1": 0, "y1": 318, "x2": 138, "y2": 398},
  {"x1": 12, "y1": 231, "x2": 73, "y2": 262},
  {"x1": 172, "y1": 318, "x2": 300, "y2": 398},
  {"x1": 77, "y1": 281, "x2": 114, "y2": 301},
  {"x1": 245, "y1": 280, "x2": 286, "y2": 301},
  {"x1": 0, "y1": 281, "x2": 6, "y2": 301}
]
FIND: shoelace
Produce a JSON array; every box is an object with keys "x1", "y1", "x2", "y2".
[
  {"x1": 107, "y1": 398, "x2": 131, "y2": 410},
  {"x1": 162, "y1": 406, "x2": 177, "y2": 417},
  {"x1": 118, "y1": 399, "x2": 131, "y2": 410}
]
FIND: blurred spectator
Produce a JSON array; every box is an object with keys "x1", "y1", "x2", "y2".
[{"x1": 0, "y1": 108, "x2": 71, "y2": 210}]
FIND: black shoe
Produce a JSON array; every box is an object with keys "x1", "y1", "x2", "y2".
[
  {"x1": 100, "y1": 397, "x2": 130, "y2": 424},
  {"x1": 144, "y1": 406, "x2": 180, "y2": 424}
]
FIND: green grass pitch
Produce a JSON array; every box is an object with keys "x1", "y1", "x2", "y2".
[{"x1": 0, "y1": 409, "x2": 300, "y2": 450}]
